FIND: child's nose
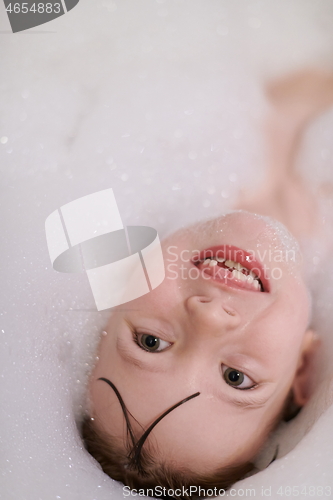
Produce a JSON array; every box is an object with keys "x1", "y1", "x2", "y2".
[{"x1": 184, "y1": 295, "x2": 241, "y2": 335}]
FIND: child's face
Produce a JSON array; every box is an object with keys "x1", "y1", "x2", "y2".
[{"x1": 89, "y1": 211, "x2": 314, "y2": 474}]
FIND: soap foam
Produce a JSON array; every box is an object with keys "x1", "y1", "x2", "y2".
[{"x1": 2, "y1": 1, "x2": 333, "y2": 499}]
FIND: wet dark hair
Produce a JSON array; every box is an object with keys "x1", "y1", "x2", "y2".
[
  {"x1": 96, "y1": 378, "x2": 202, "y2": 475},
  {"x1": 82, "y1": 413, "x2": 255, "y2": 500},
  {"x1": 81, "y1": 378, "x2": 301, "y2": 499}
]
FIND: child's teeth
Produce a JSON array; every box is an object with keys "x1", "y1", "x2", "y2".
[
  {"x1": 232, "y1": 269, "x2": 258, "y2": 287},
  {"x1": 233, "y1": 270, "x2": 246, "y2": 281},
  {"x1": 199, "y1": 255, "x2": 263, "y2": 291},
  {"x1": 216, "y1": 257, "x2": 225, "y2": 263}
]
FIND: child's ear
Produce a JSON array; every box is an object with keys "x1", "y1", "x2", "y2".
[{"x1": 291, "y1": 329, "x2": 321, "y2": 408}]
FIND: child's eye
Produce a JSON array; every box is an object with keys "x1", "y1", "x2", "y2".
[
  {"x1": 134, "y1": 332, "x2": 172, "y2": 353},
  {"x1": 222, "y1": 365, "x2": 256, "y2": 390}
]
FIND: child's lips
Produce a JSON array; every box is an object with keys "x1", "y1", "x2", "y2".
[{"x1": 192, "y1": 245, "x2": 270, "y2": 293}]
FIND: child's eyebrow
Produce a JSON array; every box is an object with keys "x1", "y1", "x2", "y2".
[
  {"x1": 221, "y1": 385, "x2": 275, "y2": 410},
  {"x1": 207, "y1": 377, "x2": 275, "y2": 410},
  {"x1": 229, "y1": 394, "x2": 271, "y2": 409},
  {"x1": 116, "y1": 337, "x2": 168, "y2": 373}
]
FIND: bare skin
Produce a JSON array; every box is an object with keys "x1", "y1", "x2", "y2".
[
  {"x1": 90, "y1": 210, "x2": 316, "y2": 474},
  {"x1": 235, "y1": 69, "x2": 333, "y2": 241},
  {"x1": 87, "y1": 69, "x2": 332, "y2": 479}
]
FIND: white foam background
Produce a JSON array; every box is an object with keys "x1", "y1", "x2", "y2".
[{"x1": 2, "y1": 1, "x2": 333, "y2": 499}]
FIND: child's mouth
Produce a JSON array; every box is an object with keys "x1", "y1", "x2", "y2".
[{"x1": 192, "y1": 245, "x2": 270, "y2": 293}]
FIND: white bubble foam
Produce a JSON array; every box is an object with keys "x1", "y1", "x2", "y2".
[{"x1": 2, "y1": 1, "x2": 333, "y2": 499}]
